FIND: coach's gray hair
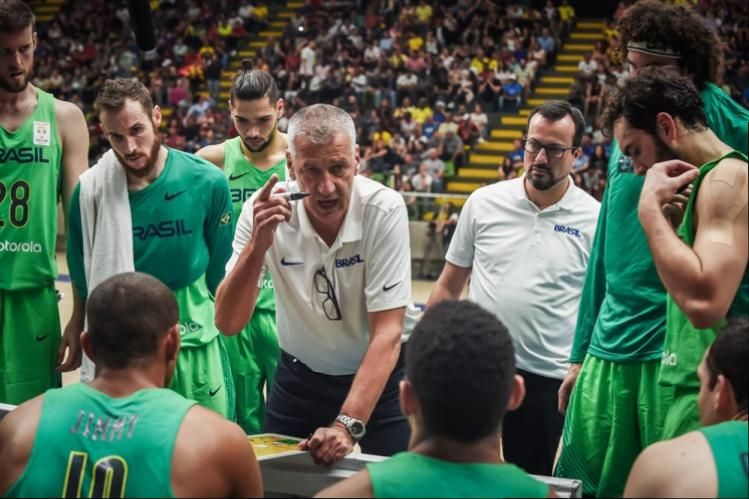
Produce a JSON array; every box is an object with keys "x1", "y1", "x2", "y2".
[{"x1": 287, "y1": 104, "x2": 357, "y2": 157}]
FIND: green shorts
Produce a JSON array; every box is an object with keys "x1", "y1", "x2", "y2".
[
  {"x1": 660, "y1": 386, "x2": 700, "y2": 440},
  {"x1": 224, "y1": 308, "x2": 279, "y2": 434},
  {"x1": 0, "y1": 286, "x2": 61, "y2": 404},
  {"x1": 555, "y1": 356, "x2": 672, "y2": 497},
  {"x1": 169, "y1": 335, "x2": 235, "y2": 420}
]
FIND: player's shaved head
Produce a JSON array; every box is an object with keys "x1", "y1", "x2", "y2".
[
  {"x1": 86, "y1": 272, "x2": 178, "y2": 369},
  {"x1": 407, "y1": 300, "x2": 516, "y2": 441}
]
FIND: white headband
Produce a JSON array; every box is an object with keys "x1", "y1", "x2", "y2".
[{"x1": 627, "y1": 41, "x2": 682, "y2": 60}]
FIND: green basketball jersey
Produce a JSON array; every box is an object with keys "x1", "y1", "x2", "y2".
[
  {"x1": 4, "y1": 383, "x2": 195, "y2": 498},
  {"x1": 699, "y1": 421, "x2": 749, "y2": 498},
  {"x1": 367, "y1": 452, "x2": 549, "y2": 498},
  {"x1": 67, "y1": 148, "x2": 233, "y2": 347},
  {"x1": 570, "y1": 83, "x2": 749, "y2": 364},
  {"x1": 0, "y1": 89, "x2": 62, "y2": 290},
  {"x1": 223, "y1": 136, "x2": 286, "y2": 313},
  {"x1": 660, "y1": 151, "x2": 749, "y2": 389}
]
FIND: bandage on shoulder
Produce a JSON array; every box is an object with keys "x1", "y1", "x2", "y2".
[{"x1": 700, "y1": 160, "x2": 748, "y2": 246}]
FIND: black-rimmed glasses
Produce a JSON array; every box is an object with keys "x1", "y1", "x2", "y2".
[
  {"x1": 314, "y1": 267, "x2": 342, "y2": 321},
  {"x1": 522, "y1": 138, "x2": 579, "y2": 159}
]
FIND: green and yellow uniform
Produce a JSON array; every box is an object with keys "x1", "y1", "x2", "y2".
[
  {"x1": 699, "y1": 421, "x2": 749, "y2": 498},
  {"x1": 367, "y1": 452, "x2": 549, "y2": 498},
  {"x1": 556, "y1": 83, "x2": 749, "y2": 497},
  {"x1": 659, "y1": 150, "x2": 749, "y2": 439},
  {"x1": 67, "y1": 148, "x2": 235, "y2": 418},
  {"x1": 222, "y1": 136, "x2": 285, "y2": 433},
  {"x1": 4, "y1": 383, "x2": 195, "y2": 498},
  {"x1": 0, "y1": 89, "x2": 63, "y2": 404}
]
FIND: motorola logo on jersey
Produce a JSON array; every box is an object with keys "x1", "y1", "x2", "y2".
[
  {"x1": 231, "y1": 187, "x2": 257, "y2": 204},
  {"x1": 0, "y1": 240, "x2": 43, "y2": 253},
  {"x1": 661, "y1": 350, "x2": 677, "y2": 367},
  {"x1": 132, "y1": 219, "x2": 193, "y2": 241},
  {"x1": 179, "y1": 320, "x2": 203, "y2": 336},
  {"x1": 259, "y1": 277, "x2": 274, "y2": 289},
  {"x1": 335, "y1": 254, "x2": 365, "y2": 268},
  {"x1": 0, "y1": 147, "x2": 50, "y2": 164}
]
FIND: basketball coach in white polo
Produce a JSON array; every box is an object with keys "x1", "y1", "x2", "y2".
[{"x1": 215, "y1": 103, "x2": 411, "y2": 466}]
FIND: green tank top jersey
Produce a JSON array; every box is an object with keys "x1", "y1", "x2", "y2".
[
  {"x1": 699, "y1": 421, "x2": 749, "y2": 498},
  {"x1": 0, "y1": 89, "x2": 62, "y2": 290},
  {"x1": 223, "y1": 136, "x2": 286, "y2": 313},
  {"x1": 5, "y1": 383, "x2": 195, "y2": 498},
  {"x1": 659, "y1": 151, "x2": 749, "y2": 389},
  {"x1": 367, "y1": 452, "x2": 549, "y2": 498},
  {"x1": 570, "y1": 83, "x2": 749, "y2": 363},
  {"x1": 67, "y1": 148, "x2": 233, "y2": 347}
]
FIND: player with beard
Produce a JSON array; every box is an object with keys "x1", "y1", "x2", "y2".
[
  {"x1": 197, "y1": 61, "x2": 287, "y2": 434},
  {"x1": 427, "y1": 100, "x2": 600, "y2": 475},
  {"x1": 603, "y1": 67, "x2": 747, "y2": 440},
  {"x1": 0, "y1": 0, "x2": 89, "y2": 404},
  {"x1": 555, "y1": 3, "x2": 749, "y2": 496},
  {"x1": 62, "y1": 79, "x2": 236, "y2": 418}
]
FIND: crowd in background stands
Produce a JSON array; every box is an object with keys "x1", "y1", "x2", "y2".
[
  {"x1": 562, "y1": 0, "x2": 749, "y2": 200},
  {"x1": 31, "y1": 0, "x2": 748, "y2": 213}
]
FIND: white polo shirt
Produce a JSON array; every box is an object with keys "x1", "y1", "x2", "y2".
[
  {"x1": 228, "y1": 176, "x2": 412, "y2": 375},
  {"x1": 446, "y1": 177, "x2": 600, "y2": 379}
]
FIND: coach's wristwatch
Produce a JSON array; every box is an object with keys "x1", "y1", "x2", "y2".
[{"x1": 335, "y1": 414, "x2": 367, "y2": 441}]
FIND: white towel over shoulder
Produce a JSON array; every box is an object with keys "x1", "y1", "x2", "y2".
[{"x1": 78, "y1": 149, "x2": 135, "y2": 381}]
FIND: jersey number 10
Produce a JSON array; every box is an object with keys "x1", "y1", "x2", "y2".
[
  {"x1": 62, "y1": 451, "x2": 127, "y2": 498},
  {"x1": 0, "y1": 181, "x2": 31, "y2": 228}
]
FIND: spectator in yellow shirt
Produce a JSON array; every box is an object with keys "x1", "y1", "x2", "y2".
[
  {"x1": 411, "y1": 97, "x2": 433, "y2": 125},
  {"x1": 408, "y1": 33, "x2": 424, "y2": 54},
  {"x1": 416, "y1": 0, "x2": 432, "y2": 23}
]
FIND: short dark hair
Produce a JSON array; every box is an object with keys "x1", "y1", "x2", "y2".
[
  {"x1": 0, "y1": 0, "x2": 35, "y2": 32},
  {"x1": 601, "y1": 66, "x2": 707, "y2": 138},
  {"x1": 406, "y1": 300, "x2": 516, "y2": 442},
  {"x1": 527, "y1": 100, "x2": 585, "y2": 147},
  {"x1": 230, "y1": 59, "x2": 279, "y2": 105},
  {"x1": 706, "y1": 317, "x2": 749, "y2": 413},
  {"x1": 94, "y1": 78, "x2": 154, "y2": 115},
  {"x1": 618, "y1": 0, "x2": 722, "y2": 89},
  {"x1": 86, "y1": 272, "x2": 178, "y2": 370}
]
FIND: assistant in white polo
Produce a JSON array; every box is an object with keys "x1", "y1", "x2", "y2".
[
  {"x1": 426, "y1": 101, "x2": 599, "y2": 477},
  {"x1": 446, "y1": 176, "x2": 599, "y2": 379},
  {"x1": 226, "y1": 174, "x2": 411, "y2": 375}
]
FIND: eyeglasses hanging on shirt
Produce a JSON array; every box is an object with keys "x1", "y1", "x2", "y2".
[{"x1": 314, "y1": 267, "x2": 342, "y2": 321}]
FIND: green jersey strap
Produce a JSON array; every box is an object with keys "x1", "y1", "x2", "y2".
[
  {"x1": 699, "y1": 421, "x2": 749, "y2": 498},
  {"x1": 5, "y1": 383, "x2": 195, "y2": 498}
]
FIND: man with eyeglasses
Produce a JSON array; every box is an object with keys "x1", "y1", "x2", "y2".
[
  {"x1": 216, "y1": 104, "x2": 412, "y2": 466},
  {"x1": 427, "y1": 100, "x2": 600, "y2": 476}
]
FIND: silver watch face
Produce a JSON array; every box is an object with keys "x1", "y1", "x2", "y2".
[{"x1": 350, "y1": 421, "x2": 365, "y2": 437}]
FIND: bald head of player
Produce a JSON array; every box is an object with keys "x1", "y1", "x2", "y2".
[{"x1": 0, "y1": 272, "x2": 263, "y2": 498}]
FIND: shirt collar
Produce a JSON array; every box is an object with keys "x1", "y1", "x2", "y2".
[{"x1": 512, "y1": 174, "x2": 578, "y2": 211}]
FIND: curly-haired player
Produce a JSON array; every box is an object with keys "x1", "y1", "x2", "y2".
[{"x1": 554, "y1": 1, "x2": 749, "y2": 496}]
